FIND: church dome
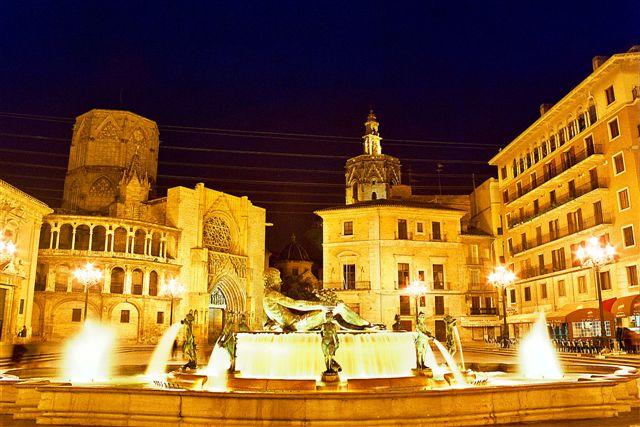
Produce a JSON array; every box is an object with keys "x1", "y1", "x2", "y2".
[{"x1": 279, "y1": 234, "x2": 311, "y2": 261}]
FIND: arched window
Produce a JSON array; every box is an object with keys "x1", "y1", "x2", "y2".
[
  {"x1": 372, "y1": 192, "x2": 377, "y2": 200},
  {"x1": 202, "y1": 216, "x2": 232, "y2": 253},
  {"x1": 75, "y1": 224, "x2": 90, "y2": 250},
  {"x1": 150, "y1": 232, "x2": 161, "y2": 256},
  {"x1": 91, "y1": 226, "x2": 107, "y2": 252},
  {"x1": 110, "y1": 267, "x2": 125, "y2": 294},
  {"x1": 113, "y1": 227, "x2": 127, "y2": 253},
  {"x1": 39, "y1": 223, "x2": 51, "y2": 249},
  {"x1": 148, "y1": 271, "x2": 158, "y2": 296},
  {"x1": 86, "y1": 177, "x2": 115, "y2": 211},
  {"x1": 131, "y1": 269, "x2": 143, "y2": 295},
  {"x1": 588, "y1": 99, "x2": 597, "y2": 125},
  {"x1": 133, "y1": 229, "x2": 146, "y2": 255},
  {"x1": 58, "y1": 224, "x2": 73, "y2": 250}
]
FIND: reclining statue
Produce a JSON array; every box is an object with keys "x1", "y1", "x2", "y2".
[{"x1": 263, "y1": 268, "x2": 381, "y2": 332}]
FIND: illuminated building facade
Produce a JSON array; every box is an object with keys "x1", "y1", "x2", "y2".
[
  {"x1": 0, "y1": 180, "x2": 52, "y2": 344},
  {"x1": 32, "y1": 109, "x2": 266, "y2": 343},
  {"x1": 489, "y1": 47, "x2": 640, "y2": 340},
  {"x1": 316, "y1": 112, "x2": 498, "y2": 341}
]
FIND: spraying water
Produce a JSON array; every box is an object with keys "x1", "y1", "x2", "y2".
[
  {"x1": 432, "y1": 339, "x2": 465, "y2": 385},
  {"x1": 452, "y1": 325, "x2": 465, "y2": 370},
  {"x1": 519, "y1": 311, "x2": 563, "y2": 379},
  {"x1": 63, "y1": 321, "x2": 114, "y2": 383},
  {"x1": 146, "y1": 322, "x2": 183, "y2": 377}
]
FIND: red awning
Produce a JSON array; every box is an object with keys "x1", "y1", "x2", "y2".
[
  {"x1": 566, "y1": 306, "x2": 615, "y2": 324},
  {"x1": 603, "y1": 297, "x2": 617, "y2": 312},
  {"x1": 610, "y1": 294, "x2": 640, "y2": 318}
]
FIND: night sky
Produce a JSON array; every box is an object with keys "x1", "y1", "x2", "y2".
[{"x1": 0, "y1": 2, "x2": 638, "y2": 255}]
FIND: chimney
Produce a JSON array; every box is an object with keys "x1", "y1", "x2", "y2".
[
  {"x1": 592, "y1": 56, "x2": 609, "y2": 71},
  {"x1": 539, "y1": 103, "x2": 553, "y2": 117}
]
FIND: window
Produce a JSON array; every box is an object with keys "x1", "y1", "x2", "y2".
[
  {"x1": 157, "y1": 312, "x2": 164, "y2": 324},
  {"x1": 568, "y1": 180, "x2": 576, "y2": 198},
  {"x1": 540, "y1": 283, "x2": 547, "y2": 299},
  {"x1": 589, "y1": 168, "x2": 598, "y2": 189},
  {"x1": 416, "y1": 222, "x2": 424, "y2": 234},
  {"x1": 132, "y1": 269, "x2": 143, "y2": 295},
  {"x1": 551, "y1": 247, "x2": 566, "y2": 271},
  {"x1": 538, "y1": 253, "x2": 545, "y2": 274},
  {"x1": 549, "y1": 190, "x2": 556, "y2": 206},
  {"x1": 593, "y1": 201, "x2": 603, "y2": 224},
  {"x1": 470, "y1": 270, "x2": 480, "y2": 286},
  {"x1": 433, "y1": 264, "x2": 444, "y2": 289},
  {"x1": 507, "y1": 238, "x2": 514, "y2": 256},
  {"x1": 19, "y1": 299, "x2": 24, "y2": 314},
  {"x1": 613, "y1": 152, "x2": 626, "y2": 175},
  {"x1": 530, "y1": 172, "x2": 537, "y2": 188},
  {"x1": 577, "y1": 276, "x2": 587, "y2": 294},
  {"x1": 533, "y1": 199, "x2": 539, "y2": 215},
  {"x1": 501, "y1": 166, "x2": 507, "y2": 179},
  {"x1": 397, "y1": 219, "x2": 408, "y2": 239},
  {"x1": 599, "y1": 271, "x2": 611, "y2": 291},
  {"x1": 627, "y1": 266, "x2": 638, "y2": 287},
  {"x1": 557, "y1": 280, "x2": 566, "y2": 297},
  {"x1": 605, "y1": 85, "x2": 615, "y2": 105},
  {"x1": 431, "y1": 221, "x2": 442, "y2": 240},
  {"x1": 343, "y1": 221, "x2": 353, "y2": 236},
  {"x1": 608, "y1": 118, "x2": 620, "y2": 140},
  {"x1": 585, "y1": 135, "x2": 595, "y2": 155},
  {"x1": 536, "y1": 226, "x2": 542, "y2": 246},
  {"x1": 520, "y1": 232, "x2": 527, "y2": 251},
  {"x1": 435, "y1": 296, "x2": 445, "y2": 315},
  {"x1": 509, "y1": 289, "x2": 516, "y2": 304},
  {"x1": 418, "y1": 270, "x2": 425, "y2": 281},
  {"x1": 72, "y1": 308, "x2": 82, "y2": 322},
  {"x1": 524, "y1": 286, "x2": 531, "y2": 301},
  {"x1": 120, "y1": 310, "x2": 130, "y2": 323},
  {"x1": 588, "y1": 101, "x2": 598, "y2": 124},
  {"x1": 343, "y1": 264, "x2": 356, "y2": 289},
  {"x1": 399, "y1": 296, "x2": 411, "y2": 315},
  {"x1": 549, "y1": 219, "x2": 559, "y2": 240},
  {"x1": 503, "y1": 189, "x2": 509, "y2": 203},
  {"x1": 517, "y1": 182, "x2": 523, "y2": 197},
  {"x1": 397, "y1": 263, "x2": 409, "y2": 289},
  {"x1": 469, "y1": 244, "x2": 479, "y2": 263},
  {"x1": 622, "y1": 225, "x2": 636, "y2": 248},
  {"x1": 618, "y1": 188, "x2": 631, "y2": 211}
]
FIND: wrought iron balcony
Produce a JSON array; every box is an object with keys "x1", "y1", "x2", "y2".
[{"x1": 469, "y1": 307, "x2": 497, "y2": 316}]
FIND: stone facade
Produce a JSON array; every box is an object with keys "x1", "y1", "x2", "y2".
[
  {"x1": 32, "y1": 109, "x2": 266, "y2": 344},
  {"x1": 489, "y1": 47, "x2": 640, "y2": 339},
  {"x1": 0, "y1": 179, "x2": 52, "y2": 344},
  {"x1": 316, "y1": 112, "x2": 497, "y2": 342}
]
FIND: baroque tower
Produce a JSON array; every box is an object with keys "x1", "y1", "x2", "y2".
[
  {"x1": 345, "y1": 110, "x2": 401, "y2": 204},
  {"x1": 61, "y1": 109, "x2": 159, "y2": 219}
]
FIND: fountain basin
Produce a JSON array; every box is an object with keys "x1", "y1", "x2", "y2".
[{"x1": 2, "y1": 363, "x2": 637, "y2": 426}]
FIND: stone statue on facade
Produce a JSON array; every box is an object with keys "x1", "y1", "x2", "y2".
[
  {"x1": 444, "y1": 314, "x2": 457, "y2": 355},
  {"x1": 321, "y1": 311, "x2": 342, "y2": 379},
  {"x1": 217, "y1": 312, "x2": 237, "y2": 372},
  {"x1": 415, "y1": 312, "x2": 433, "y2": 370},
  {"x1": 262, "y1": 268, "x2": 379, "y2": 332},
  {"x1": 181, "y1": 310, "x2": 198, "y2": 370}
]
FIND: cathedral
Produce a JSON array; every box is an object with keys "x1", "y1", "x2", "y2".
[{"x1": 28, "y1": 109, "x2": 266, "y2": 344}]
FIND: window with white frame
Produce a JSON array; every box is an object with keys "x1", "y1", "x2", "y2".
[
  {"x1": 617, "y1": 188, "x2": 631, "y2": 211},
  {"x1": 613, "y1": 152, "x2": 625, "y2": 175},
  {"x1": 608, "y1": 118, "x2": 620, "y2": 140},
  {"x1": 622, "y1": 225, "x2": 636, "y2": 248}
]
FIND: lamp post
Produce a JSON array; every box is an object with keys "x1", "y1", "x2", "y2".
[
  {"x1": 407, "y1": 280, "x2": 427, "y2": 330},
  {"x1": 576, "y1": 237, "x2": 616, "y2": 349},
  {"x1": 488, "y1": 265, "x2": 516, "y2": 348},
  {"x1": 162, "y1": 279, "x2": 186, "y2": 325},
  {"x1": 73, "y1": 263, "x2": 102, "y2": 322}
]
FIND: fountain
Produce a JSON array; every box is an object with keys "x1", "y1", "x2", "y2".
[
  {"x1": 0, "y1": 271, "x2": 638, "y2": 426},
  {"x1": 62, "y1": 321, "x2": 114, "y2": 383},
  {"x1": 518, "y1": 311, "x2": 563, "y2": 380}
]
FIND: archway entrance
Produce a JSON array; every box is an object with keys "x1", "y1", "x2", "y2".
[{"x1": 208, "y1": 287, "x2": 226, "y2": 344}]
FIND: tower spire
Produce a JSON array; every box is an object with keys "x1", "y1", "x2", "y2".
[{"x1": 363, "y1": 109, "x2": 382, "y2": 155}]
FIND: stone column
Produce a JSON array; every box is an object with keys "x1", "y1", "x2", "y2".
[
  {"x1": 88, "y1": 225, "x2": 94, "y2": 251},
  {"x1": 142, "y1": 270, "x2": 150, "y2": 296},
  {"x1": 123, "y1": 268, "x2": 132, "y2": 294},
  {"x1": 71, "y1": 225, "x2": 76, "y2": 250}
]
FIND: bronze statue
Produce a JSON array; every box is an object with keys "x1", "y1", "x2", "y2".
[
  {"x1": 263, "y1": 268, "x2": 377, "y2": 332},
  {"x1": 217, "y1": 313, "x2": 237, "y2": 372},
  {"x1": 237, "y1": 312, "x2": 250, "y2": 332},
  {"x1": 392, "y1": 314, "x2": 402, "y2": 331},
  {"x1": 444, "y1": 314, "x2": 457, "y2": 355},
  {"x1": 321, "y1": 311, "x2": 341, "y2": 374},
  {"x1": 415, "y1": 312, "x2": 433, "y2": 370},
  {"x1": 181, "y1": 310, "x2": 198, "y2": 370}
]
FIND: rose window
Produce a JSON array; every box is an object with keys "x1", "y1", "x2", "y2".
[{"x1": 203, "y1": 216, "x2": 232, "y2": 253}]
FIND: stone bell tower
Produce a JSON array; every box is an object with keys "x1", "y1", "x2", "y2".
[
  {"x1": 61, "y1": 109, "x2": 159, "y2": 218},
  {"x1": 345, "y1": 110, "x2": 401, "y2": 205}
]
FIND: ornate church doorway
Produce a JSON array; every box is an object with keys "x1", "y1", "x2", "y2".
[{"x1": 208, "y1": 287, "x2": 226, "y2": 344}]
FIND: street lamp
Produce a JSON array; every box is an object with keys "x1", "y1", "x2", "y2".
[
  {"x1": 488, "y1": 265, "x2": 516, "y2": 348},
  {"x1": 576, "y1": 236, "x2": 616, "y2": 349},
  {"x1": 0, "y1": 237, "x2": 16, "y2": 272},
  {"x1": 162, "y1": 278, "x2": 186, "y2": 325},
  {"x1": 406, "y1": 280, "x2": 427, "y2": 330},
  {"x1": 73, "y1": 262, "x2": 102, "y2": 322}
]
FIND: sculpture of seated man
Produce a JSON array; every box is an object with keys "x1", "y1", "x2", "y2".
[{"x1": 263, "y1": 268, "x2": 378, "y2": 332}]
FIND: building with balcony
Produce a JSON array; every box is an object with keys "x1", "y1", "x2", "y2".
[
  {"x1": 32, "y1": 110, "x2": 266, "y2": 344},
  {"x1": 316, "y1": 111, "x2": 497, "y2": 342},
  {"x1": 0, "y1": 179, "x2": 52, "y2": 344},
  {"x1": 489, "y1": 47, "x2": 640, "y2": 341}
]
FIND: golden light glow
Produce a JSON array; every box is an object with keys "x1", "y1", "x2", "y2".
[
  {"x1": 576, "y1": 237, "x2": 616, "y2": 268},
  {"x1": 518, "y1": 312, "x2": 563, "y2": 379},
  {"x1": 406, "y1": 280, "x2": 427, "y2": 297},
  {"x1": 73, "y1": 262, "x2": 102, "y2": 287},
  {"x1": 63, "y1": 321, "x2": 114, "y2": 383},
  {"x1": 162, "y1": 278, "x2": 186, "y2": 298},
  {"x1": 488, "y1": 265, "x2": 516, "y2": 289}
]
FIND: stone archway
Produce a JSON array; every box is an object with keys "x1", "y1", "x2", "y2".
[{"x1": 207, "y1": 275, "x2": 244, "y2": 343}]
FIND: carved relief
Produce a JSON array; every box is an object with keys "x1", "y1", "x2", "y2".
[
  {"x1": 203, "y1": 216, "x2": 232, "y2": 253},
  {"x1": 207, "y1": 252, "x2": 247, "y2": 280}
]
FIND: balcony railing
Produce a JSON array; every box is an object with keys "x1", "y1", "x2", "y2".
[
  {"x1": 468, "y1": 282, "x2": 493, "y2": 291},
  {"x1": 469, "y1": 307, "x2": 497, "y2": 316},
  {"x1": 395, "y1": 281, "x2": 453, "y2": 291},
  {"x1": 466, "y1": 257, "x2": 488, "y2": 265},
  {"x1": 507, "y1": 179, "x2": 607, "y2": 229},
  {"x1": 324, "y1": 281, "x2": 371, "y2": 290},
  {"x1": 38, "y1": 248, "x2": 179, "y2": 264},
  {"x1": 505, "y1": 145, "x2": 603, "y2": 205},
  {"x1": 510, "y1": 213, "x2": 611, "y2": 256}
]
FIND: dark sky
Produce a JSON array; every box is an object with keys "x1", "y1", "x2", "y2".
[{"x1": 0, "y1": 2, "x2": 638, "y2": 255}]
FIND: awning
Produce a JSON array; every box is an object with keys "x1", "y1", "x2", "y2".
[
  {"x1": 566, "y1": 306, "x2": 615, "y2": 324},
  {"x1": 507, "y1": 312, "x2": 541, "y2": 324},
  {"x1": 460, "y1": 317, "x2": 502, "y2": 328},
  {"x1": 547, "y1": 301, "x2": 598, "y2": 322},
  {"x1": 610, "y1": 294, "x2": 640, "y2": 318}
]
